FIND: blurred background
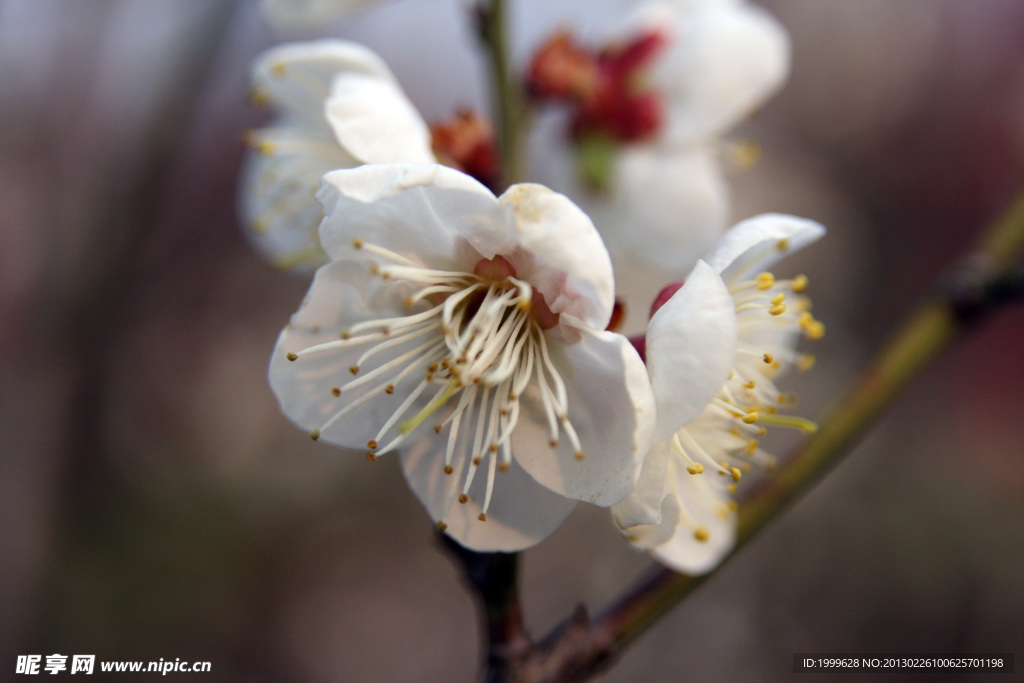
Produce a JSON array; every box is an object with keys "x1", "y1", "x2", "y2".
[{"x1": 2, "y1": 0, "x2": 1023, "y2": 680}]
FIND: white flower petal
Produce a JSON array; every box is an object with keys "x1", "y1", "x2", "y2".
[
  {"x1": 610, "y1": 439, "x2": 673, "y2": 528},
  {"x1": 649, "y1": 474, "x2": 736, "y2": 575},
  {"x1": 615, "y1": 495, "x2": 682, "y2": 551},
  {"x1": 316, "y1": 163, "x2": 511, "y2": 270},
  {"x1": 701, "y1": 213, "x2": 826, "y2": 284},
  {"x1": 499, "y1": 183, "x2": 615, "y2": 330},
  {"x1": 512, "y1": 323, "x2": 655, "y2": 507},
  {"x1": 400, "y1": 446, "x2": 577, "y2": 552},
  {"x1": 252, "y1": 39, "x2": 394, "y2": 124},
  {"x1": 269, "y1": 261, "x2": 424, "y2": 447},
  {"x1": 603, "y1": 146, "x2": 729, "y2": 272},
  {"x1": 240, "y1": 123, "x2": 357, "y2": 272},
  {"x1": 649, "y1": 3, "x2": 791, "y2": 143},
  {"x1": 646, "y1": 261, "x2": 736, "y2": 442},
  {"x1": 325, "y1": 72, "x2": 434, "y2": 165}
]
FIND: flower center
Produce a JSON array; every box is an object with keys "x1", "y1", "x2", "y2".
[{"x1": 286, "y1": 242, "x2": 584, "y2": 529}]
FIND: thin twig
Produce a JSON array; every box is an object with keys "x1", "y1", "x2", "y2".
[{"x1": 476, "y1": 0, "x2": 528, "y2": 189}]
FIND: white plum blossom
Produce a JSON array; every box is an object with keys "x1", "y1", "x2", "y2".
[
  {"x1": 270, "y1": 163, "x2": 656, "y2": 551},
  {"x1": 528, "y1": 0, "x2": 791, "y2": 330},
  {"x1": 241, "y1": 39, "x2": 433, "y2": 271},
  {"x1": 260, "y1": 0, "x2": 391, "y2": 31},
  {"x1": 613, "y1": 214, "x2": 825, "y2": 574}
]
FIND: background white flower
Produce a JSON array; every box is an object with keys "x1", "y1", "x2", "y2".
[
  {"x1": 613, "y1": 213, "x2": 825, "y2": 574},
  {"x1": 240, "y1": 39, "x2": 433, "y2": 271},
  {"x1": 269, "y1": 163, "x2": 656, "y2": 551},
  {"x1": 529, "y1": 0, "x2": 791, "y2": 332}
]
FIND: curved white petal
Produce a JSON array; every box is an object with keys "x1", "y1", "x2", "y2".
[
  {"x1": 316, "y1": 164, "x2": 511, "y2": 271},
  {"x1": 648, "y1": 3, "x2": 791, "y2": 143},
  {"x1": 610, "y1": 439, "x2": 673, "y2": 528},
  {"x1": 649, "y1": 474, "x2": 736, "y2": 575},
  {"x1": 499, "y1": 183, "x2": 615, "y2": 330},
  {"x1": 252, "y1": 39, "x2": 395, "y2": 124},
  {"x1": 261, "y1": 0, "x2": 387, "y2": 31},
  {"x1": 615, "y1": 494, "x2": 682, "y2": 551},
  {"x1": 269, "y1": 260, "x2": 434, "y2": 447},
  {"x1": 646, "y1": 261, "x2": 736, "y2": 443},
  {"x1": 325, "y1": 72, "x2": 434, "y2": 165},
  {"x1": 512, "y1": 323, "x2": 655, "y2": 507},
  {"x1": 240, "y1": 123, "x2": 357, "y2": 272},
  {"x1": 701, "y1": 213, "x2": 826, "y2": 284},
  {"x1": 400, "y1": 445, "x2": 577, "y2": 552}
]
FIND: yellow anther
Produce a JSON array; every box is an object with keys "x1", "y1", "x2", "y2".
[
  {"x1": 472, "y1": 457, "x2": 482, "y2": 466},
  {"x1": 771, "y1": 293, "x2": 786, "y2": 305},
  {"x1": 746, "y1": 440, "x2": 759, "y2": 455},
  {"x1": 799, "y1": 311, "x2": 815, "y2": 328},
  {"x1": 458, "y1": 494, "x2": 468, "y2": 504},
  {"x1": 769, "y1": 303, "x2": 787, "y2": 316},
  {"x1": 286, "y1": 352, "x2": 298, "y2": 361},
  {"x1": 269, "y1": 60, "x2": 287, "y2": 77},
  {"x1": 744, "y1": 380, "x2": 756, "y2": 389},
  {"x1": 776, "y1": 238, "x2": 790, "y2": 251},
  {"x1": 352, "y1": 238, "x2": 364, "y2": 249},
  {"x1": 756, "y1": 272, "x2": 775, "y2": 290},
  {"x1": 763, "y1": 353, "x2": 774, "y2": 364},
  {"x1": 367, "y1": 440, "x2": 378, "y2": 450},
  {"x1": 477, "y1": 513, "x2": 487, "y2": 522},
  {"x1": 549, "y1": 439, "x2": 558, "y2": 448},
  {"x1": 497, "y1": 462, "x2": 510, "y2": 473},
  {"x1": 331, "y1": 387, "x2": 341, "y2": 397},
  {"x1": 686, "y1": 463, "x2": 705, "y2": 475},
  {"x1": 694, "y1": 527, "x2": 710, "y2": 542},
  {"x1": 575, "y1": 451, "x2": 585, "y2": 461},
  {"x1": 797, "y1": 353, "x2": 816, "y2": 371},
  {"x1": 349, "y1": 365, "x2": 359, "y2": 375},
  {"x1": 250, "y1": 218, "x2": 270, "y2": 235},
  {"x1": 728, "y1": 484, "x2": 737, "y2": 494},
  {"x1": 385, "y1": 385, "x2": 395, "y2": 394},
  {"x1": 731, "y1": 467, "x2": 742, "y2": 482},
  {"x1": 366, "y1": 453, "x2": 378, "y2": 462},
  {"x1": 434, "y1": 425, "x2": 442, "y2": 434},
  {"x1": 730, "y1": 138, "x2": 761, "y2": 170},
  {"x1": 340, "y1": 330, "x2": 352, "y2": 340},
  {"x1": 806, "y1": 320, "x2": 825, "y2": 340},
  {"x1": 256, "y1": 140, "x2": 276, "y2": 156},
  {"x1": 247, "y1": 88, "x2": 270, "y2": 108},
  {"x1": 443, "y1": 465, "x2": 453, "y2": 475},
  {"x1": 792, "y1": 274, "x2": 808, "y2": 292},
  {"x1": 771, "y1": 360, "x2": 781, "y2": 370},
  {"x1": 727, "y1": 501, "x2": 739, "y2": 511},
  {"x1": 742, "y1": 412, "x2": 759, "y2": 424},
  {"x1": 437, "y1": 521, "x2": 448, "y2": 531},
  {"x1": 310, "y1": 429, "x2": 320, "y2": 441}
]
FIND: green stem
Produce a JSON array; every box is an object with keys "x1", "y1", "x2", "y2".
[{"x1": 478, "y1": 0, "x2": 527, "y2": 188}]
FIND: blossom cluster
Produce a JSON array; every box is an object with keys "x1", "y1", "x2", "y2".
[{"x1": 243, "y1": 0, "x2": 825, "y2": 574}]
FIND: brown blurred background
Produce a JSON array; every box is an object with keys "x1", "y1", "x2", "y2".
[{"x1": 2, "y1": 0, "x2": 1023, "y2": 680}]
